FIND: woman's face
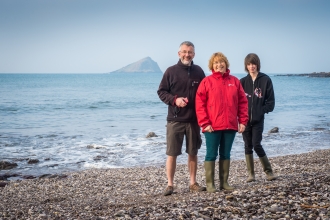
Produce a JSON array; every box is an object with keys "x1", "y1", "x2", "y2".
[{"x1": 213, "y1": 58, "x2": 226, "y2": 73}]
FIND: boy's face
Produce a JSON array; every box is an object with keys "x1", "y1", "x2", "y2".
[{"x1": 247, "y1": 63, "x2": 258, "y2": 74}]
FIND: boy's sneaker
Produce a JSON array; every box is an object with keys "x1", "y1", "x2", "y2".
[
  {"x1": 163, "y1": 186, "x2": 174, "y2": 196},
  {"x1": 189, "y1": 182, "x2": 206, "y2": 192}
]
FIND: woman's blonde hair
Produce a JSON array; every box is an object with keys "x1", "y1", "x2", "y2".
[{"x1": 208, "y1": 52, "x2": 230, "y2": 71}]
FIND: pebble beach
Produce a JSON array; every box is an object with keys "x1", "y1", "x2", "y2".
[{"x1": 1, "y1": 149, "x2": 330, "y2": 219}]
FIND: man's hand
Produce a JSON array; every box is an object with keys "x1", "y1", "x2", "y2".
[{"x1": 175, "y1": 97, "x2": 188, "y2": 108}]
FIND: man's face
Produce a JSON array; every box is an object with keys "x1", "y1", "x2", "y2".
[
  {"x1": 178, "y1": 45, "x2": 195, "y2": 65},
  {"x1": 247, "y1": 63, "x2": 258, "y2": 74}
]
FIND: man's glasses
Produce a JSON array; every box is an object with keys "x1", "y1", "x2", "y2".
[{"x1": 180, "y1": 51, "x2": 194, "y2": 55}]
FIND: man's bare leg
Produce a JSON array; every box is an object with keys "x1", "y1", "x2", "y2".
[
  {"x1": 166, "y1": 155, "x2": 177, "y2": 186},
  {"x1": 188, "y1": 154, "x2": 198, "y2": 185}
]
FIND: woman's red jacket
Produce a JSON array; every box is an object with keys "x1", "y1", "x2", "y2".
[{"x1": 195, "y1": 70, "x2": 248, "y2": 132}]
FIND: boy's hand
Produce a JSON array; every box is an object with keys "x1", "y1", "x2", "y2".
[{"x1": 238, "y1": 124, "x2": 246, "y2": 133}]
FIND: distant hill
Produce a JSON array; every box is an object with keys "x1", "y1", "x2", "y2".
[{"x1": 110, "y1": 57, "x2": 162, "y2": 73}]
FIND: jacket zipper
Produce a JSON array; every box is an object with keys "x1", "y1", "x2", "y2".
[
  {"x1": 187, "y1": 67, "x2": 192, "y2": 120},
  {"x1": 223, "y1": 77, "x2": 229, "y2": 129},
  {"x1": 250, "y1": 80, "x2": 254, "y2": 123}
]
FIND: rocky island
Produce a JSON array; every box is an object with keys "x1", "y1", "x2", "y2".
[
  {"x1": 277, "y1": 72, "x2": 330, "y2": 77},
  {"x1": 109, "y1": 57, "x2": 162, "y2": 73}
]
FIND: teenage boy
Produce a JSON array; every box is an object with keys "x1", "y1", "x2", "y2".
[{"x1": 240, "y1": 53, "x2": 277, "y2": 182}]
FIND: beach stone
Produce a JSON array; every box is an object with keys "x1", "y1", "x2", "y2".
[
  {"x1": 39, "y1": 173, "x2": 52, "y2": 179},
  {"x1": 0, "y1": 161, "x2": 18, "y2": 170},
  {"x1": 0, "y1": 182, "x2": 9, "y2": 187},
  {"x1": 184, "y1": 211, "x2": 191, "y2": 218},
  {"x1": 27, "y1": 159, "x2": 39, "y2": 164},
  {"x1": 114, "y1": 210, "x2": 125, "y2": 217},
  {"x1": 146, "y1": 132, "x2": 158, "y2": 138},
  {"x1": 22, "y1": 175, "x2": 36, "y2": 179},
  {"x1": 226, "y1": 195, "x2": 234, "y2": 200},
  {"x1": 0, "y1": 174, "x2": 9, "y2": 180},
  {"x1": 38, "y1": 214, "x2": 47, "y2": 219},
  {"x1": 269, "y1": 127, "x2": 279, "y2": 133}
]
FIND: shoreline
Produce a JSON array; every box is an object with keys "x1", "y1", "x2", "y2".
[
  {"x1": 1, "y1": 149, "x2": 330, "y2": 219},
  {"x1": 1, "y1": 127, "x2": 329, "y2": 180}
]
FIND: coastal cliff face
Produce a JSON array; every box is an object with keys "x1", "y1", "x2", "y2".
[{"x1": 110, "y1": 57, "x2": 162, "y2": 73}]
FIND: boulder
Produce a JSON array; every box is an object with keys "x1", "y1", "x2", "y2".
[
  {"x1": 269, "y1": 127, "x2": 279, "y2": 133},
  {"x1": 27, "y1": 159, "x2": 40, "y2": 164},
  {"x1": 0, "y1": 161, "x2": 18, "y2": 170},
  {"x1": 146, "y1": 132, "x2": 158, "y2": 138}
]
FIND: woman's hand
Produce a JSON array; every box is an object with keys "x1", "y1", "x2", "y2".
[
  {"x1": 204, "y1": 125, "x2": 214, "y2": 133},
  {"x1": 238, "y1": 124, "x2": 246, "y2": 133}
]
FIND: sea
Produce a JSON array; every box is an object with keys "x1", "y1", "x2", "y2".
[{"x1": 1, "y1": 73, "x2": 330, "y2": 178}]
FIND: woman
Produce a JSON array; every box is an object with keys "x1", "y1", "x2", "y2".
[{"x1": 196, "y1": 52, "x2": 248, "y2": 192}]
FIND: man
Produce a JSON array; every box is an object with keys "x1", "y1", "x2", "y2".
[
  {"x1": 240, "y1": 53, "x2": 277, "y2": 182},
  {"x1": 157, "y1": 41, "x2": 206, "y2": 196}
]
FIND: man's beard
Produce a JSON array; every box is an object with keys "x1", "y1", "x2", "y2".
[{"x1": 181, "y1": 58, "x2": 192, "y2": 66}]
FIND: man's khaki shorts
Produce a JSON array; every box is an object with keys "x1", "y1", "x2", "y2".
[{"x1": 166, "y1": 121, "x2": 202, "y2": 156}]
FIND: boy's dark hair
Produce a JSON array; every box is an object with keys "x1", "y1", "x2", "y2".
[{"x1": 244, "y1": 53, "x2": 261, "y2": 72}]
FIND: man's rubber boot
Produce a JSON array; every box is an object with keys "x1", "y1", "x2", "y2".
[
  {"x1": 204, "y1": 161, "x2": 218, "y2": 193},
  {"x1": 245, "y1": 154, "x2": 256, "y2": 182},
  {"x1": 259, "y1": 155, "x2": 277, "y2": 181},
  {"x1": 219, "y1": 160, "x2": 234, "y2": 190}
]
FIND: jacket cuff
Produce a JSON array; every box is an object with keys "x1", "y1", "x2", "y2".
[
  {"x1": 200, "y1": 123, "x2": 210, "y2": 129},
  {"x1": 172, "y1": 95, "x2": 178, "y2": 106}
]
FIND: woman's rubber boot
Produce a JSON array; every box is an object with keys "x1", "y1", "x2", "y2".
[
  {"x1": 245, "y1": 154, "x2": 256, "y2": 182},
  {"x1": 259, "y1": 155, "x2": 277, "y2": 181},
  {"x1": 219, "y1": 160, "x2": 234, "y2": 190},
  {"x1": 204, "y1": 161, "x2": 218, "y2": 193}
]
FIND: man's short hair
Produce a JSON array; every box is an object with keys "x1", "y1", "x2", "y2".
[
  {"x1": 208, "y1": 52, "x2": 230, "y2": 71},
  {"x1": 179, "y1": 41, "x2": 195, "y2": 50},
  {"x1": 244, "y1": 53, "x2": 261, "y2": 72}
]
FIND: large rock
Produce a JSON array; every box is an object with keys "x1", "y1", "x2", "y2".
[
  {"x1": 0, "y1": 161, "x2": 18, "y2": 170},
  {"x1": 146, "y1": 132, "x2": 158, "y2": 138},
  {"x1": 27, "y1": 159, "x2": 40, "y2": 164},
  {"x1": 269, "y1": 127, "x2": 279, "y2": 133}
]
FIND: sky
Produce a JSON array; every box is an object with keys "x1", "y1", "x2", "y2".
[{"x1": 0, "y1": 0, "x2": 330, "y2": 74}]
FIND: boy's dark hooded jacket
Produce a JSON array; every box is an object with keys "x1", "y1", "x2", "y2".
[
  {"x1": 240, "y1": 72, "x2": 275, "y2": 124},
  {"x1": 157, "y1": 60, "x2": 205, "y2": 122}
]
